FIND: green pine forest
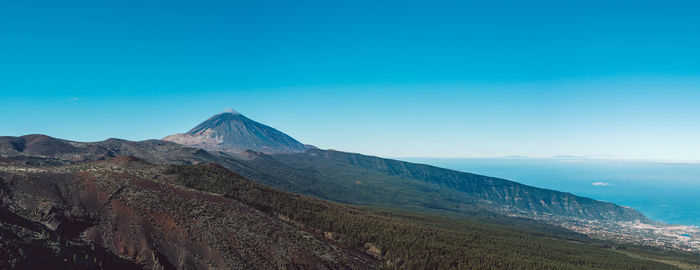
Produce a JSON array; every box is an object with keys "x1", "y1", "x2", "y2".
[{"x1": 166, "y1": 164, "x2": 700, "y2": 269}]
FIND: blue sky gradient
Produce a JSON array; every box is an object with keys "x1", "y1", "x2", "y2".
[{"x1": 1, "y1": 0, "x2": 699, "y2": 160}]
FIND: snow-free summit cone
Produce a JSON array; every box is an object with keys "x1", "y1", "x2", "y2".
[{"x1": 163, "y1": 109, "x2": 310, "y2": 154}]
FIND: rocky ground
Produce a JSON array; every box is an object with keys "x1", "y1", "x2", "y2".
[{"x1": 0, "y1": 156, "x2": 377, "y2": 269}]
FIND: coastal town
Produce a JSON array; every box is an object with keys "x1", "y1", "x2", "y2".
[{"x1": 555, "y1": 216, "x2": 700, "y2": 253}]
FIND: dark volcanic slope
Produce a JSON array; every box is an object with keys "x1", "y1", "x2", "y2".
[
  {"x1": 0, "y1": 156, "x2": 376, "y2": 269},
  {"x1": 163, "y1": 110, "x2": 310, "y2": 154},
  {"x1": 0, "y1": 135, "x2": 647, "y2": 223},
  {"x1": 0, "y1": 206, "x2": 139, "y2": 270}
]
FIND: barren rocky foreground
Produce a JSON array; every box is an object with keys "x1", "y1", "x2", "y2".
[{"x1": 0, "y1": 156, "x2": 376, "y2": 269}]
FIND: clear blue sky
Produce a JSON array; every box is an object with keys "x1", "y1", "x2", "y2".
[{"x1": 1, "y1": 0, "x2": 699, "y2": 160}]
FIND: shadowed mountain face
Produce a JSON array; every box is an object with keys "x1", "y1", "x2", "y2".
[
  {"x1": 265, "y1": 149, "x2": 649, "y2": 222},
  {"x1": 163, "y1": 110, "x2": 310, "y2": 154},
  {"x1": 0, "y1": 206, "x2": 140, "y2": 270}
]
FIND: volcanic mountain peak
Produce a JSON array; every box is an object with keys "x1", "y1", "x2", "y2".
[
  {"x1": 222, "y1": 108, "x2": 239, "y2": 114},
  {"x1": 163, "y1": 109, "x2": 310, "y2": 154}
]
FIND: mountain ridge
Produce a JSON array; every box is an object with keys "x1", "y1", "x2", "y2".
[
  {"x1": 267, "y1": 148, "x2": 649, "y2": 222},
  {"x1": 0, "y1": 134, "x2": 648, "y2": 223}
]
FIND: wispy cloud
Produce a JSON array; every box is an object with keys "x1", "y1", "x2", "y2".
[
  {"x1": 592, "y1": 182, "x2": 612, "y2": 186},
  {"x1": 70, "y1": 97, "x2": 79, "y2": 101}
]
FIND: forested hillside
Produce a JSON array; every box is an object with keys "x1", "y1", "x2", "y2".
[{"x1": 166, "y1": 163, "x2": 679, "y2": 269}]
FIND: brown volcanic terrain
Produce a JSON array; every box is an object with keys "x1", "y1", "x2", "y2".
[{"x1": 0, "y1": 156, "x2": 376, "y2": 269}]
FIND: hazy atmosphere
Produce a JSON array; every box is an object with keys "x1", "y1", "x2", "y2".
[{"x1": 2, "y1": 1, "x2": 700, "y2": 160}]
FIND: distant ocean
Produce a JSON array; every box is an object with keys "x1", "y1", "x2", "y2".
[{"x1": 398, "y1": 158, "x2": 700, "y2": 227}]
